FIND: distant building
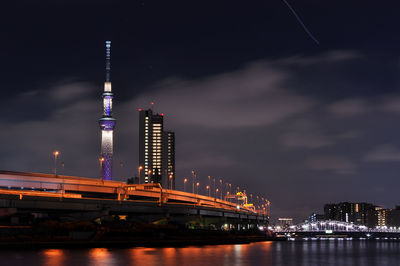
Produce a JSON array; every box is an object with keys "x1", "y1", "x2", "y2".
[
  {"x1": 324, "y1": 202, "x2": 376, "y2": 227},
  {"x1": 162, "y1": 131, "x2": 175, "y2": 189},
  {"x1": 375, "y1": 207, "x2": 390, "y2": 226},
  {"x1": 309, "y1": 213, "x2": 325, "y2": 223},
  {"x1": 278, "y1": 218, "x2": 293, "y2": 229},
  {"x1": 387, "y1": 206, "x2": 400, "y2": 227}
]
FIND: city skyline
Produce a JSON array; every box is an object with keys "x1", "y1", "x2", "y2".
[{"x1": 2, "y1": 1, "x2": 400, "y2": 221}]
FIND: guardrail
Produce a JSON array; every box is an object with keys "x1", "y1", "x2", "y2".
[{"x1": 0, "y1": 171, "x2": 261, "y2": 216}]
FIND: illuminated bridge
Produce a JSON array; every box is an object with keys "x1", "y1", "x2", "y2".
[
  {"x1": 0, "y1": 171, "x2": 268, "y2": 229},
  {"x1": 275, "y1": 220, "x2": 400, "y2": 239}
]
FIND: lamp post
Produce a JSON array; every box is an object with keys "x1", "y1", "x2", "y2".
[
  {"x1": 138, "y1": 166, "x2": 143, "y2": 184},
  {"x1": 148, "y1": 169, "x2": 152, "y2": 184},
  {"x1": 206, "y1": 185, "x2": 210, "y2": 197},
  {"x1": 208, "y1": 176, "x2": 211, "y2": 193},
  {"x1": 196, "y1": 182, "x2": 199, "y2": 194},
  {"x1": 219, "y1": 179, "x2": 223, "y2": 197},
  {"x1": 99, "y1": 157, "x2": 104, "y2": 181},
  {"x1": 213, "y1": 177, "x2": 216, "y2": 198},
  {"x1": 184, "y1": 178, "x2": 188, "y2": 192},
  {"x1": 191, "y1": 170, "x2": 196, "y2": 194},
  {"x1": 216, "y1": 188, "x2": 219, "y2": 200},
  {"x1": 169, "y1": 174, "x2": 173, "y2": 189},
  {"x1": 53, "y1": 151, "x2": 60, "y2": 176}
]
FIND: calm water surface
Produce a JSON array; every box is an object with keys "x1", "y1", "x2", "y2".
[{"x1": 2, "y1": 241, "x2": 400, "y2": 266}]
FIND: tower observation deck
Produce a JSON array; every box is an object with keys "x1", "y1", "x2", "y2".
[{"x1": 99, "y1": 40, "x2": 116, "y2": 180}]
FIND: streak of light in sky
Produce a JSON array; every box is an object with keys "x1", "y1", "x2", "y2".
[{"x1": 281, "y1": 0, "x2": 320, "y2": 45}]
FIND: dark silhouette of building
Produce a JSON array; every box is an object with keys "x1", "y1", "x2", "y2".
[
  {"x1": 309, "y1": 213, "x2": 325, "y2": 222},
  {"x1": 387, "y1": 206, "x2": 400, "y2": 227},
  {"x1": 324, "y1": 202, "x2": 376, "y2": 227},
  {"x1": 162, "y1": 131, "x2": 175, "y2": 189}
]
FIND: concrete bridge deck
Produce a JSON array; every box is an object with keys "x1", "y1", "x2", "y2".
[{"x1": 0, "y1": 171, "x2": 268, "y2": 228}]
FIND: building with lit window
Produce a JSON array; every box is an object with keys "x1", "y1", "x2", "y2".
[
  {"x1": 376, "y1": 207, "x2": 389, "y2": 226},
  {"x1": 139, "y1": 109, "x2": 164, "y2": 184},
  {"x1": 162, "y1": 131, "x2": 175, "y2": 189},
  {"x1": 324, "y1": 202, "x2": 376, "y2": 227}
]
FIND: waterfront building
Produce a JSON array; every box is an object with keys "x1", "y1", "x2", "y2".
[
  {"x1": 375, "y1": 207, "x2": 389, "y2": 226},
  {"x1": 324, "y1": 202, "x2": 376, "y2": 227},
  {"x1": 309, "y1": 213, "x2": 325, "y2": 222},
  {"x1": 162, "y1": 131, "x2": 175, "y2": 189},
  {"x1": 278, "y1": 218, "x2": 293, "y2": 229},
  {"x1": 387, "y1": 206, "x2": 400, "y2": 227},
  {"x1": 99, "y1": 41, "x2": 116, "y2": 180}
]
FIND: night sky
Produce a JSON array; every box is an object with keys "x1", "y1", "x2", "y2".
[{"x1": 2, "y1": 1, "x2": 400, "y2": 221}]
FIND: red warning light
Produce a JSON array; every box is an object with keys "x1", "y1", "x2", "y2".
[
  {"x1": 138, "y1": 108, "x2": 142, "y2": 111},
  {"x1": 151, "y1": 102, "x2": 155, "y2": 105},
  {"x1": 160, "y1": 113, "x2": 164, "y2": 116}
]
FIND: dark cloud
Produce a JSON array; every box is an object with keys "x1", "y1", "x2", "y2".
[
  {"x1": 305, "y1": 156, "x2": 357, "y2": 175},
  {"x1": 365, "y1": 144, "x2": 400, "y2": 162},
  {"x1": 328, "y1": 98, "x2": 369, "y2": 117}
]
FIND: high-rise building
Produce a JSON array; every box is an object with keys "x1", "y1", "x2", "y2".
[
  {"x1": 139, "y1": 109, "x2": 175, "y2": 187},
  {"x1": 324, "y1": 202, "x2": 376, "y2": 226},
  {"x1": 162, "y1": 131, "x2": 175, "y2": 189},
  {"x1": 99, "y1": 41, "x2": 116, "y2": 180},
  {"x1": 139, "y1": 109, "x2": 164, "y2": 184}
]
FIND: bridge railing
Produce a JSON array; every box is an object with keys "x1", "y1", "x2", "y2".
[{"x1": 0, "y1": 171, "x2": 261, "y2": 216}]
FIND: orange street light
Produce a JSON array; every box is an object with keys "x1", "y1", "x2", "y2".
[
  {"x1": 184, "y1": 178, "x2": 188, "y2": 192},
  {"x1": 99, "y1": 157, "x2": 105, "y2": 180},
  {"x1": 138, "y1": 166, "x2": 143, "y2": 184},
  {"x1": 53, "y1": 150, "x2": 60, "y2": 176},
  {"x1": 208, "y1": 175, "x2": 211, "y2": 193},
  {"x1": 169, "y1": 173, "x2": 173, "y2": 189},
  {"x1": 206, "y1": 185, "x2": 210, "y2": 197},
  {"x1": 196, "y1": 182, "x2": 200, "y2": 194}
]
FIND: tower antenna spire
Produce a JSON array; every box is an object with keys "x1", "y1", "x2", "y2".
[{"x1": 105, "y1": 40, "x2": 111, "y2": 83}]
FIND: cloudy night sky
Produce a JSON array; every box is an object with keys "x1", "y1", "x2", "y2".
[{"x1": 2, "y1": 1, "x2": 400, "y2": 221}]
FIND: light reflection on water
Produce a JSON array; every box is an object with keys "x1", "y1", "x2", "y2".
[{"x1": 3, "y1": 241, "x2": 400, "y2": 266}]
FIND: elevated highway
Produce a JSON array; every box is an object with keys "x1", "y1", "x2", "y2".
[{"x1": 0, "y1": 171, "x2": 268, "y2": 229}]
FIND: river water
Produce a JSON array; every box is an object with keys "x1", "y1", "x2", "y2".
[{"x1": 2, "y1": 240, "x2": 400, "y2": 266}]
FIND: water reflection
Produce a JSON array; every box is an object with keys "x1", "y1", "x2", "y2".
[
  {"x1": 89, "y1": 248, "x2": 116, "y2": 266},
  {"x1": 4, "y1": 240, "x2": 400, "y2": 266},
  {"x1": 42, "y1": 249, "x2": 65, "y2": 266}
]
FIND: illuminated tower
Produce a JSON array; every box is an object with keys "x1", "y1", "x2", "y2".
[{"x1": 99, "y1": 40, "x2": 116, "y2": 180}]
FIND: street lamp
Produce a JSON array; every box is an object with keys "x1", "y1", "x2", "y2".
[
  {"x1": 196, "y1": 182, "x2": 200, "y2": 194},
  {"x1": 216, "y1": 188, "x2": 219, "y2": 200},
  {"x1": 148, "y1": 169, "x2": 152, "y2": 183},
  {"x1": 53, "y1": 150, "x2": 60, "y2": 176},
  {"x1": 169, "y1": 173, "x2": 173, "y2": 189},
  {"x1": 206, "y1": 185, "x2": 210, "y2": 197},
  {"x1": 184, "y1": 178, "x2": 188, "y2": 192},
  {"x1": 213, "y1": 177, "x2": 216, "y2": 198},
  {"x1": 138, "y1": 166, "x2": 143, "y2": 184},
  {"x1": 99, "y1": 157, "x2": 104, "y2": 181},
  {"x1": 191, "y1": 170, "x2": 196, "y2": 194},
  {"x1": 208, "y1": 176, "x2": 211, "y2": 193}
]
